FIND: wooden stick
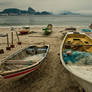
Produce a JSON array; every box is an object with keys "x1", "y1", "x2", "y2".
[
  {"x1": 28, "y1": 36, "x2": 58, "y2": 38},
  {"x1": 11, "y1": 32, "x2": 13, "y2": 45},
  {"x1": 16, "y1": 32, "x2": 20, "y2": 42},
  {"x1": 6, "y1": 33, "x2": 9, "y2": 47}
]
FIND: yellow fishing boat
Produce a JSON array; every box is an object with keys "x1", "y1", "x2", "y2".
[{"x1": 60, "y1": 32, "x2": 92, "y2": 92}]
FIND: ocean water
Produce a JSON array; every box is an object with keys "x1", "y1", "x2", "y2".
[{"x1": 0, "y1": 15, "x2": 92, "y2": 27}]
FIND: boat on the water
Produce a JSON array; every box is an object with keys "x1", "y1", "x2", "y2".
[
  {"x1": 60, "y1": 32, "x2": 92, "y2": 92},
  {"x1": 0, "y1": 45, "x2": 49, "y2": 81}
]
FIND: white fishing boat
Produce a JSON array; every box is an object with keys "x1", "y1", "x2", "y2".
[
  {"x1": 60, "y1": 32, "x2": 92, "y2": 92},
  {"x1": 0, "y1": 45, "x2": 49, "y2": 82}
]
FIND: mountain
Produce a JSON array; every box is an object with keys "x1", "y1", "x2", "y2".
[
  {"x1": 28, "y1": 7, "x2": 36, "y2": 14},
  {"x1": 1, "y1": 8, "x2": 28, "y2": 15},
  {"x1": 2, "y1": 8, "x2": 21, "y2": 14},
  {"x1": 40, "y1": 11, "x2": 52, "y2": 15},
  {"x1": 0, "y1": 7, "x2": 52, "y2": 15},
  {"x1": 59, "y1": 11, "x2": 80, "y2": 15},
  {"x1": 0, "y1": 8, "x2": 80, "y2": 16},
  {"x1": 35, "y1": 11, "x2": 52, "y2": 15}
]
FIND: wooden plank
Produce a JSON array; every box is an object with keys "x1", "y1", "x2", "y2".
[
  {"x1": 4, "y1": 60, "x2": 36, "y2": 65},
  {"x1": 64, "y1": 44, "x2": 92, "y2": 46},
  {"x1": 28, "y1": 36, "x2": 58, "y2": 38}
]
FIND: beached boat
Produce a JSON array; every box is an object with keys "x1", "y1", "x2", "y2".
[
  {"x1": 81, "y1": 29, "x2": 92, "y2": 32},
  {"x1": 60, "y1": 32, "x2": 92, "y2": 92},
  {"x1": 19, "y1": 30, "x2": 29, "y2": 34},
  {"x1": 19, "y1": 26, "x2": 30, "y2": 35},
  {"x1": 89, "y1": 23, "x2": 92, "y2": 29},
  {"x1": 65, "y1": 27, "x2": 76, "y2": 31},
  {"x1": 0, "y1": 45, "x2": 49, "y2": 81},
  {"x1": 43, "y1": 24, "x2": 53, "y2": 35}
]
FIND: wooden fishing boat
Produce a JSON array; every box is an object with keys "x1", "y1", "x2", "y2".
[
  {"x1": 19, "y1": 26, "x2": 30, "y2": 35},
  {"x1": 43, "y1": 28, "x2": 52, "y2": 35},
  {"x1": 43, "y1": 24, "x2": 53, "y2": 35},
  {"x1": 60, "y1": 32, "x2": 92, "y2": 92},
  {"x1": 65, "y1": 27, "x2": 76, "y2": 31},
  {"x1": 19, "y1": 30, "x2": 29, "y2": 35},
  {"x1": 0, "y1": 45, "x2": 49, "y2": 81},
  {"x1": 89, "y1": 23, "x2": 92, "y2": 29}
]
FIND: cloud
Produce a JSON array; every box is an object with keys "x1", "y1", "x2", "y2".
[
  {"x1": 0, "y1": 0, "x2": 32, "y2": 10},
  {"x1": 0, "y1": 0, "x2": 92, "y2": 14},
  {"x1": 0, "y1": 1, "x2": 13, "y2": 6}
]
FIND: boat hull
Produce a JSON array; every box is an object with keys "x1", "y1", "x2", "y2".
[
  {"x1": 3, "y1": 63, "x2": 40, "y2": 82},
  {"x1": 0, "y1": 45, "x2": 49, "y2": 82},
  {"x1": 60, "y1": 32, "x2": 92, "y2": 92},
  {"x1": 71, "y1": 73, "x2": 92, "y2": 92}
]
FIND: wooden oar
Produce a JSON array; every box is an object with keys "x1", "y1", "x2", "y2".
[{"x1": 4, "y1": 60, "x2": 36, "y2": 65}]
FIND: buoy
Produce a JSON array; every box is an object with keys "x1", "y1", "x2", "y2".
[{"x1": 66, "y1": 51, "x2": 72, "y2": 55}]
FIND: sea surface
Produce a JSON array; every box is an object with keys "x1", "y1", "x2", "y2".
[{"x1": 0, "y1": 15, "x2": 92, "y2": 27}]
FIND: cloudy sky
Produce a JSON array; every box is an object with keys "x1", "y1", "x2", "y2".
[{"x1": 0, "y1": 0, "x2": 92, "y2": 14}]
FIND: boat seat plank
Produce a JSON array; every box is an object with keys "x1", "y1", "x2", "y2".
[{"x1": 4, "y1": 60, "x2": 36, "y2": 65}]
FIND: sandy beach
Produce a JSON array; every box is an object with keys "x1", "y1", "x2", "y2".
[{"x1": 0, "y1": 26, "x2": 88, "y2": 92}]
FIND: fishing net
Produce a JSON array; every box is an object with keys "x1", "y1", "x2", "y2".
[
  {"x1": 63, "y1": 49, "x2": 92, "y2": 65},
  {"x1": 81, "y1": 29, "x2": 92, "y2": 32}
]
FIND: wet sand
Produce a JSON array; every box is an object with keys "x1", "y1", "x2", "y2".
[{"x1": 0, "y1": 26, "x2": 87, "y2": 92}]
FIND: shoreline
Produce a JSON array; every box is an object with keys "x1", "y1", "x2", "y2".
[{"x1": 0, "y1": 25, "x2": 89, "y2": 28}]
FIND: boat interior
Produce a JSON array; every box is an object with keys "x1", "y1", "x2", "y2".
[
  {"x1": 62, "y1": 33, "x2": 92, "y2": 82},
  {"x1": 0, "y1": 46, "x2": 48, "y2": 71},
  {"x1": 63, "y1": 33, "x2": 92, "y2": 52},
  {"x1": 63, "y1": 33, "x2": 92, "y2": 65}
]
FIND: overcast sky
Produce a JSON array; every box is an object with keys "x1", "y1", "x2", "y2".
[{"x1": 0, "y1": 0, "x2": 92, "y2": 14}]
